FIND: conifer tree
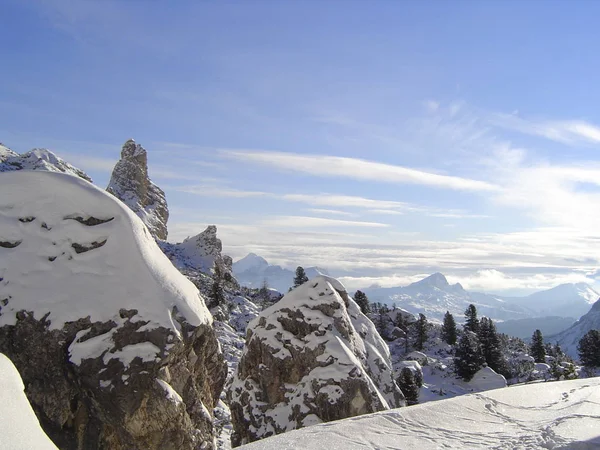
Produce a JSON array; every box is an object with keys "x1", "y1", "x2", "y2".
[
  {"x1": 478, "y1": 317, "x2": 508, "y2": 375},
  {"x1": 441, "y1": 311, "x2": 458, "y2": 345},
  {"x1": 293, "y1": 266, "x2": 309, "y2": 288},
  {"x1": 577, "y1": 329, "x2": 600, "y2": 367},
  {"x1": 397, "y1": 368, "x2": 419, "y2": 406},
  {"x1": 414, "y1": 313, "x2": 429, "y2": 351},
  {"x1": 454, "y1": 331, "x2": 484, "y2": 381},
  {"x1": 530, "y1": 329, "x2": 546, "y2": 363},
  {"x1": 210, "y1": 263, "x2": 226, "y2": 308},
  {"x1": 354, "y1": 290, "x2": 371, "y2": 315},
  {"x1": 257, "y1": 278, "x2": 271, "y2": 309},
  {"x1": 464, "y1": 304, "x2": 479, "y2": 334}
]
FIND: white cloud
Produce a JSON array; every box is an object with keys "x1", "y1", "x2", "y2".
[
  {"x1": 306, "y1": 208, "x2": 355, "y2": 216},
  {"x1": 259, "y1": 216, "x2": 390, "y2": 229},
  {"x1": 220, "y1": 149, "x2": 499, "y2": 192}
]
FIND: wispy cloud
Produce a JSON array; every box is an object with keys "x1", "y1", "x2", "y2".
[
  {"x1": 259, "y1": 216, "x2": 391, "y2": 228},
  {"x1": 220, "y1": 149, "x2": 499, "y2": 192},
  {"x1": 306, "y1": 208, "x2": 355, "y2": 216}
]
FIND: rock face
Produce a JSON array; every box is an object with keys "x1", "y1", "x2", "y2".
[
  {"x1": 228, "y1": 275, "x2": 405, "y2": 446},
  {"x1": 0, "y1": 171, "x2": 226, "y2": 450},
  {"x1": 107, "y1": 139, "x2": 169, "y2": 240},
  {"x1": 0, "y1": 144, "x2": 92, "y2": 181}
]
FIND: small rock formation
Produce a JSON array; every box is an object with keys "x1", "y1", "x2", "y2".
[
  {"x1": 0, "y1": 171, "x2": 226, "y2": 450},
  {"x1": 0, "y1": 144, "x2": 92, "y2": 181},
  {"x1": 228, "y1": 275, "x2": 405, "y2": 446},
  {"x1": 107, "y1": 139, "x2": 169, "y2": 240}
]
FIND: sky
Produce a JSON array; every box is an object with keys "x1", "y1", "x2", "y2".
[{"x1": 3, "y1": 0, "x2": 600, "y2": 295}]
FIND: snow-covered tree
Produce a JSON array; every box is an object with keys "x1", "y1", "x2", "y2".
[
  {"x1": 354, "y1": 290, "x2": 371, "y2": 315},
  {"x1": 293, "y1": 266, "x2": 309, "y2": 288},
  {"x1": 441, "y1": 311, "x2": 457, "y2": 345},
  {"x1": 530, "y1": 329, "x2": 546, "y2": 363},
  {"x1": 454, "y1": 331, "x2": 484, "y2": 381},
  {"x1": 397, "y1": 367, "x2": 419, "y2": 406},
  {"x1": 464, "y1": 304, "x2": 479, "y2": 334},
  {"x1": 578, "y1": 329, "x2": 600, "y2": 368}
]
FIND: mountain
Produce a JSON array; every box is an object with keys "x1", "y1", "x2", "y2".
[
  {"x1": 228, "y1": 275, "x2": 404, "y2": 445},
  {"x1": 0, "y1": 170, "x2": 226, "y2": 449},
  {"x1": 238, "y1": 377, "x2": 600, "y2": 450},
  {"x1": 508, "y1": 283, "x2": 600, "y2": 320},
  {"x1": 233, "y1": 252, "x2": 329, "y2": 293},
  {"x1": 496, "y1": 316, "x2": 576, "y2": 340},
  {"x1": 364, "y1": 273, "x2": 532, "y2": 323},
  {"x1": 107, "y1": 139, "x2": 169, "y2": 240},
  {"x1": 0, "y1": 143, "x2": 91, "y2": 181},
  {"x1": 551, "y1": 299, "x2": 600, "y2": 359}
]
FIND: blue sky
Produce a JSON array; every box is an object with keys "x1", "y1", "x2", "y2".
[{"x1": 3, "y1": 0, "x2": 600, "y2": 294}]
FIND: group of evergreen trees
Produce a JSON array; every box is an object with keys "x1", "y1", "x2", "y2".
[
  {"x1": 578, "y1": 330, "x2": 600, "y2": 368},
  {"x1": 454, "y1": 305, "x2": 509, "y2": 381}
]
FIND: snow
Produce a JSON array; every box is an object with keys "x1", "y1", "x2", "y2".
[
  {"x1": 0, "y1": 147, "x2": 92, "y2": 181},
  {"x1": 552, "y1": 299, "x2": 600, "y2": 359},
  {"x1": 156, "y1": 379, "x2": 183, "y2": 405},
  {"x1": 0, "y1": 171, "x2": 211, "y2": 362},
  {"x1": 468, "y1": 367, "x2": 507, "y2": 392},
  {"x1": 239, "y1": 377, "x2": 600, "y2": 449},
  {"x1": 0, "y1": 353, "x2": 58, "y2": 450}
]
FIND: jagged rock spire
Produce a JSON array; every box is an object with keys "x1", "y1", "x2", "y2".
[{"x1": 107, "y1": 139, "x2": 169, "y2": 240}]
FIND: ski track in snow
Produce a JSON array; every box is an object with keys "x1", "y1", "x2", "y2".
[{"x1": 239, "y1": 378, "x2": 600, "y2": 449}]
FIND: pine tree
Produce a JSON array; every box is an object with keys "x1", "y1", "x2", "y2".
[
  {"x1": 257, "y1": 278, "x2": 271, "y2": 309},
  {"x1": 397, "y1": 368, "x2": 419, "y2": 406},
  {"x1": 577, "y1": 329, "x2": 600, "y2": 368},
  {"x1": 354, "y1": 290, "x2": 371, "y2": 315},
  {"x1": 441, "y1": 311, "x2": 458, "y2": 345},
  {"x1": 414, "y1": 313, "x2": 429, "y2": 351},
  {"x1": 478, "y1": 317, "x2": 508, "y2": 376},
  {"x1": 454, "y1": 331, "x2": 484, "y2": 381},
  {"x1": 530, "y1": 329, "x2": 546, "y2": 363},
  {"x1": 293, "y1": 266, "x2": 309, "y2": 288},
  {"x1": 377, "y1": 304, "x2": 390, "y2": 340},
  {"x1": 464, "y1": 304, "x2": 479, "y2": 334},
  {"x1": 210, "y1": 263, "x2": 226, "y2": 308}
]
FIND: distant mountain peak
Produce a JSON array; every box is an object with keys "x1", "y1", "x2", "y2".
[{"x1": 411, "y1": 272, "x2": 450, "y2": 289}]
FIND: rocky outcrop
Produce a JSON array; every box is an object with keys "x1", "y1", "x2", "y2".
[
  {"x1": 0, "y1": 144, "x2": 92, "y2": 181},
  {"x1": 107, "y1": 139, "x2": 169, "y2": 240},
  {"x1": 228, "y1": 276, "x2": 405, "y2": 446},
  {"x1": 0, "y1": 171, "x2": 226, "y2": 450}
]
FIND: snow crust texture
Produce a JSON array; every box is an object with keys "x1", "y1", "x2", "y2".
[
  {"x1": 0, "y1": 171, "x2": 226, "y2": 450},
  {"x1": 107, "y1": 139, "x2": 169, "y2": 240},
  {"x1": 0, "y1": 353, "x2": 58, "y2": 450},
  {"x1": 239, "y1": 377, "x2": 600, "y2": 450},
  {"x1": 228, "y1": 276, "x2": 405, "y2": 446},
  {"x1": 0, "y1": 144, "x2": 92, "y2": 181}
]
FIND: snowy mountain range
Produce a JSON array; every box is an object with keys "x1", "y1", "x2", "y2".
[
  {"x1": 551, "y1": 299, "x2": 600, "y2": 359},
  {"x1": 232, "y1": 253, "x2": 328, "y2": 293},
  {"x1": 364, "y1": 272, "x2": 599, "y2": 325}
]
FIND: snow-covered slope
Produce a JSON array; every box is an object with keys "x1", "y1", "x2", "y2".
[
  {"x1": 365, "y1": 273, "x2": 531, "y2": 323},
  {"x1": 239, "y1": 377, "x2": 600, "y2": 449},
  {"x1": 228, "y1": 275, "x2": 404, "y2": 445},
  {"x1": 233, "y1": 252, "x2": 328, "y2": 293},
  {"x1": 510, "y1": 283, "x2": 600, "y2": 320},
  {"x1": 0, "y1": 145, "x2": 91, "y2": 181},
  {"x1": 0, "y1": 170, "x2": 210, "y2": 333},
  {"x1": 552, "y1": 299, "x2": 600, "y2": 359},
  {"x1": 0, "y1": 353, "x2": 58, "y2": 450}
]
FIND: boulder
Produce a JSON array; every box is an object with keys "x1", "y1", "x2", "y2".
[{"x1": 228, "y1": 276, "x2": 404, "y2": 446}]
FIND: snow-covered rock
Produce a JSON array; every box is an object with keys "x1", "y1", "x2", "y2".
[
  {"x1": 0, "y1": 144, "x2": 91, "y2": 181},
  {"x1": 0, "y1": 353, "x2": 58, "y2": 450},
  {"x1": 0, "y1": 171, "x2": 226, "y2": 450},
  {"x1": 552, "y1": 298, "x2": 600, "y2": 359},
  {"x1": 107, "y1": 139, "x2": 169, "y2": 240},
  {"x1": 238, "y1": 377, "x2": 600, "y2": 450},
  {"x1": 228, "y1": 275, "x2": 405, "y2": 446},
  {"x1": 233, "y1": 252, "x2": 329, "y2": 293},
  {"x1": 468, "y1": 367, "x2": 507, "y2": 392}
]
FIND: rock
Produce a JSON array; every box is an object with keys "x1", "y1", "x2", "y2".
[
  {"x1": 228, "y1": 275, "x2": 405, "y2": 446},
  {"x1": 0, "y1": 171, "x2": 227, "y2": 450},
  {"x1": 107, "y1": 139, "x2": 169, "y2": 240},
  {"x1": 0, "y1": 144, "x2": 92, "y2": 181}
]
